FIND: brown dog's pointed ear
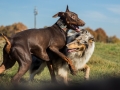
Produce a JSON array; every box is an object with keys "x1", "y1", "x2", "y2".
[
  {"x1": 52, "y1": 12, "x2": 64, "y2": 18},
  {"x1": 66, "y1": 5, "x2": 69, "y2": 12}
]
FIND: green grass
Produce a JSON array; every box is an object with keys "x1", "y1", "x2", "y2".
[{"x1": 0, "y1": 41, "x2": 120, "y2": 86}]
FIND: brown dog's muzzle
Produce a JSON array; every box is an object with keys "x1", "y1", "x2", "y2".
[{"x1": 77, "y1": 19, "x2": 85, "y2": 26}]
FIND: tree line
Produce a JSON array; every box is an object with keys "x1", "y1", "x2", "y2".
[
  {"x1": 85, "y1": 27, "x2": 120, "y2": 43},
  {"x1": 0, "y1": 22, "x2": 120, "y2": 43}
]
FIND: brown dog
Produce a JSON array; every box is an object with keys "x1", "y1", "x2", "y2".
[{"x1": 0, "y1": 5, "x2": 85, "y2": 84}]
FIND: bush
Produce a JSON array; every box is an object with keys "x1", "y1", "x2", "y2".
[
  {"x1": 108, "y1": 36, "x2": 120, "y2": 43},
  {"x1": 95, "y1": 28, "x2": 108, "y2": 43}
]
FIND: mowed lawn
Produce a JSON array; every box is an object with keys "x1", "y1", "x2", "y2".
[{"x1": 0, "y1": 39, "x2": 120, "y2": 86}]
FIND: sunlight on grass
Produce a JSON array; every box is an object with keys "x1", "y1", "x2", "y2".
[{"x1": 0, "y1": 42, "x2": 120, "y2": 85}]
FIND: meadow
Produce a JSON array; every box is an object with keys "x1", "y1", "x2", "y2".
[{"x1": 0, "y1": 39, "x2": 120, "y2": 88}]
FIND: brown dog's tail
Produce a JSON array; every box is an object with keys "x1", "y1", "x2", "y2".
[{"x1": 0, "y1": 33, "x2": 11, "y2": 54}]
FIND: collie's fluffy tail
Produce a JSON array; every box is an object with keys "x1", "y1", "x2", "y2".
[{"x1": 0, "y1": 33, "x2": 11, "y2": 54}]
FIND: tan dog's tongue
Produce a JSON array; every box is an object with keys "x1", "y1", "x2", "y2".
[{"x1": 68, "y1": 49, "x2": 77, "y2": 52}]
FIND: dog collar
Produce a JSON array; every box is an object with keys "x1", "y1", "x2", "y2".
[{"x1": 56, "y1": 19, "x2": 67, "y2": 32}]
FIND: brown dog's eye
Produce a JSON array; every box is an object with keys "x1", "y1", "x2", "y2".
[{"x1": 71, "y1": 16, "x2": 75, "y2": 19}]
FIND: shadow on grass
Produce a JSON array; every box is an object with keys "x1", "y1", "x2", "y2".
[{"x1": 0, "y1": 77, "x2": 120, "y2": 90}]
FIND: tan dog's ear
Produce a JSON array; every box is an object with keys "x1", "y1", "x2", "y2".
[
  {"x1": 52, "y1": 12, "x2": 65, "y2": 18},
  {"x1": 66, "y1": 5, "x2": 69, "y2": 12},
  {"x1": 79, "y1": 44, "x2": 86, "y2": 51}
]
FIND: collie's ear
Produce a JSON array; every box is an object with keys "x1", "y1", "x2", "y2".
[
  {"x1": 52, "y1": 12, "x2": 65, "y2": 18},
  {"x1": 66, "y1": 5, "x2": 69, "y2": 12},
  {"x1": 80, "y1": 44, "x2": 86, "y2": 51}
]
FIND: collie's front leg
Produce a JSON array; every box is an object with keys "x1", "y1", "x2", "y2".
[{"x1": 82, "y1": 64, "x2": 90, "y2": 80}]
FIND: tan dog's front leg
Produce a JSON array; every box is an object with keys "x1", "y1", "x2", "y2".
[{"x1": 82, "y1": 64, "x2": 90, "y2": 80}]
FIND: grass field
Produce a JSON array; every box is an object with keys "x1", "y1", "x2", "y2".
[{"x1": 0, "y1": 39, "x2": 120, "y2": 88}]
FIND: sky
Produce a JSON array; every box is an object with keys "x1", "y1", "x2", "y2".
[{"x1": 0, "y1": 0, "x2": 120, "y2": 38}]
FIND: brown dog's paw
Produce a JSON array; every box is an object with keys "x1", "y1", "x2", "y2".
[{"x1": 70, "y1": 70, "x2": 77, "y2": 75}]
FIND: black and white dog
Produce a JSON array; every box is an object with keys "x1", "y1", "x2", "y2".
[{"x1": 29, "y1": 29, "x2": 95, "y2": 84}]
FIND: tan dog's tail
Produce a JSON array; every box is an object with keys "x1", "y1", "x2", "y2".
[{"x1": 0, "y1": 33, "x2": 11, "y2": 54}]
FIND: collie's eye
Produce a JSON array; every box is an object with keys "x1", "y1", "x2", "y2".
[
  {"x1": 77, "y1": 41, "x2": 80, "y2": 44},
  {"x1": 76, "y1": 40, "x2": 81, "y2": 45}
]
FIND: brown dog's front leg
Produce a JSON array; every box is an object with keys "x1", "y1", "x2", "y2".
[{"x1": 49, "y1": 47, "x2": 76, "y2": 75}]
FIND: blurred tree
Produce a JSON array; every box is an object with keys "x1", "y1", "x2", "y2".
[
  {"x1": 95, "y1": 28, "x2": 108, "y2": 43},
  {"x1": 0, "y1": 22, "x2": 27, "y2": 37},
  {"x1": 108, "y1": 35, "x2": 120, "y2": 43},
  {"x1": 44, "y1": 26, "x2": 47, "y2": 28},
  {"x1": 0, "y1": 25, "x2": 4, "y2": 31}
]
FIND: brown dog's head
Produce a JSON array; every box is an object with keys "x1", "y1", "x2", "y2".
[{"x1": 53, "y1": 5, "x2": 85, "y2": 32}]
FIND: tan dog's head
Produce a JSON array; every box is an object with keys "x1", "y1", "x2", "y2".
[
  {"x1": 66, "y1": 39, "x2": 87, "y2": 57},
  {"x1": 66, "y1": 29, "x2": 95, "y2": 57},
  {"x1": 53, "y1": 5, "x2": 85, "y2": 32}
]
